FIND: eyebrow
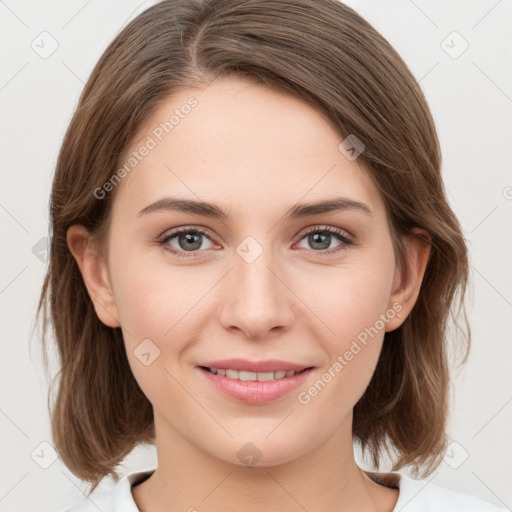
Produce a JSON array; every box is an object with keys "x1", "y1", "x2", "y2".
[{"x1": 137, "y1": 196, "x2": 373, "y2": 220}]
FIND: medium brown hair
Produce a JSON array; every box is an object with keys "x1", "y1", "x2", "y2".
[{"x1": 37, "y1": 0, "x2": 470, "y2": 495}]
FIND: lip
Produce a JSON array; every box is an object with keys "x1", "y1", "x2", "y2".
[
  {"x1": 199, "y1": 358, "x2": 312, "y2": 373},
  {"x1": 196, "y1": 365, "x2": 315, "y2": 404}
]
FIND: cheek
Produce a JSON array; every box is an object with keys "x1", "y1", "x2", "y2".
[
  {"x1": 109, "y1": 226, "x2": 396, "y2": 388},
  {"x1": 111, "y1": 231, "x2": 396, "y2": 345},
  {"x1": 295, "y1": 266, "x2": 396, "y2": 424},
  {"x1": 106, "y1": 242, "x2": 172, "y2": 360},
  {"x1": 301, "y1": 255, "x2": 395, "y2": 346},
  {"x1": 298, "y1": 252, "x2": 396, "y2": 391},
  {"x1": 108, "y1": 235, "x2": 186, "y2": 327},
  {"x1": 108, "y1": 244, "x2": 219, "y2": 378},
  {"x1": 333, "y1": 269, "x2": 393, "y2": 345},
  {"x1": 109, "y1": 250, "x2": 206, "y2": 405}
]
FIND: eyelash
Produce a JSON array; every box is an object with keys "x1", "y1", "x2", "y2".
[{"x1": 157, "y1": 225, "x2": 354, "y2": 259}]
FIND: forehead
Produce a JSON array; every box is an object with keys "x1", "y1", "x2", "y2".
[{"x1": 112, "y1": 76, "x2": 384, "y2": 220}]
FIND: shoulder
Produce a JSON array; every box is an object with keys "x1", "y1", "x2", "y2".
[
  {"x1": 61, "y1": 468, "x2": 155, "y2": 512},
  {"x1": 393, "y1": 473, "x2": 508, "y2": 512}
]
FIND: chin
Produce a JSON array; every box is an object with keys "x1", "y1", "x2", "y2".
[{"x1": 217, "y1": 435, "x2": 307, "y2": 469}]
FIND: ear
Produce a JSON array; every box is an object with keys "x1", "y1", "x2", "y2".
[
  {"x1": 385, "y1": 227, "x2": 432, "y2": 332},
  {"x1": 66, "y1": 224, "x2": 121, "y2": 328}
]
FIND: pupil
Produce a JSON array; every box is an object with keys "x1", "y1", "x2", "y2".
[
  {"x1": 310, "y1": 232, "x2": 330, "y2": 250},
  {"x1": 179, "y1": 232, "x2": 202, "y2": 251}
]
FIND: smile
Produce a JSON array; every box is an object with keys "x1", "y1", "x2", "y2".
[{"x1": 197, "y1": 366, "x2": 314, "y2": 404}]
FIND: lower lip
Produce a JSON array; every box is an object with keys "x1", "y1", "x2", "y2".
[{"x1": 197, "y1": 367, "x2": 314, "y2": 404}]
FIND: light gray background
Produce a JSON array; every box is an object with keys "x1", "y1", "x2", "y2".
[{"x1": 1, "y1": 1, "x2": 511, "y2": 510}]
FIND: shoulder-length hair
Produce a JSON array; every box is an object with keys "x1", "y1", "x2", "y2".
[{"x1": 37, "y1": 0, "x2": 470, "y2": 495}]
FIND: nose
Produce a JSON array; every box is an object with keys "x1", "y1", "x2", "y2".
[{"x1": 218, "y1": 245, "x2": 295, "y2": 341}]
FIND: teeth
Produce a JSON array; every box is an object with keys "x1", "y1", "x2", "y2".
[{"x1": 208, "y1": 367, "x2": 301, "y2": 381}]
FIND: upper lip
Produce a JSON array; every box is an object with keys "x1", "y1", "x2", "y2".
[{"x1": 199, "y1": 358, "x2": 313, "y2": 373}]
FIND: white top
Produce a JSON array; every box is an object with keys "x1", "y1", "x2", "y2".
[{"x1": 63, "y1": 468, "x2": 508, "y2": 512}]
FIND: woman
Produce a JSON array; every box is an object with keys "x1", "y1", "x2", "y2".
[{"x1": 37, "y1": 0, "x2": 506, "y2": 510}]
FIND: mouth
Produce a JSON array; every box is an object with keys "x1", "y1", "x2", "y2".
[{"x1": 196, "y1": 363, "x2": 315, "y2": 404}]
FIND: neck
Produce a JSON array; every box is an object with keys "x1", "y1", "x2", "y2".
[{"x1": 132, "y1": 412, "x2": 398, "y2": 512}]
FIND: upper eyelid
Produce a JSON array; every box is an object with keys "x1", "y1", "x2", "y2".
[{"x1": 159, "y1": 225, "x2": 213, "y2": 242}]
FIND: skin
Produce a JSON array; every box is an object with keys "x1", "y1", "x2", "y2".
[{"x1": 68, "y1": 76, "x2": 431, "y2": 512}]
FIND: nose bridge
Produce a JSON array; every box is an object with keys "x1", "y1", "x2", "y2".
[{"x1": 219, "y1": 234, "x2": 294, "y2": 339}]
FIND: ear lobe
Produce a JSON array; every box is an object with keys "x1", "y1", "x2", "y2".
[
  {"x1": 66, "y1": 224, "x2": 121, "y2": 328},
  {"x1": 385, "y1": 227, "x2": 432, "y2": 332}
]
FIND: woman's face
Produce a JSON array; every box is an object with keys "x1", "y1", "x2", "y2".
[{"x1": 84, "y1": 76, "x2": 412, "y2": 466}]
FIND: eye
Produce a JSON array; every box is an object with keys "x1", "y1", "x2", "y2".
[
  {"x1": 157, "y1": 226, "x2": 218, "y2": 258},
  {"x1": 295, "y1": 225, "x2": 353, "y2": 254},
  {"x1": 157, "y1": 224, "x2": 353, "y2": 259}
]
